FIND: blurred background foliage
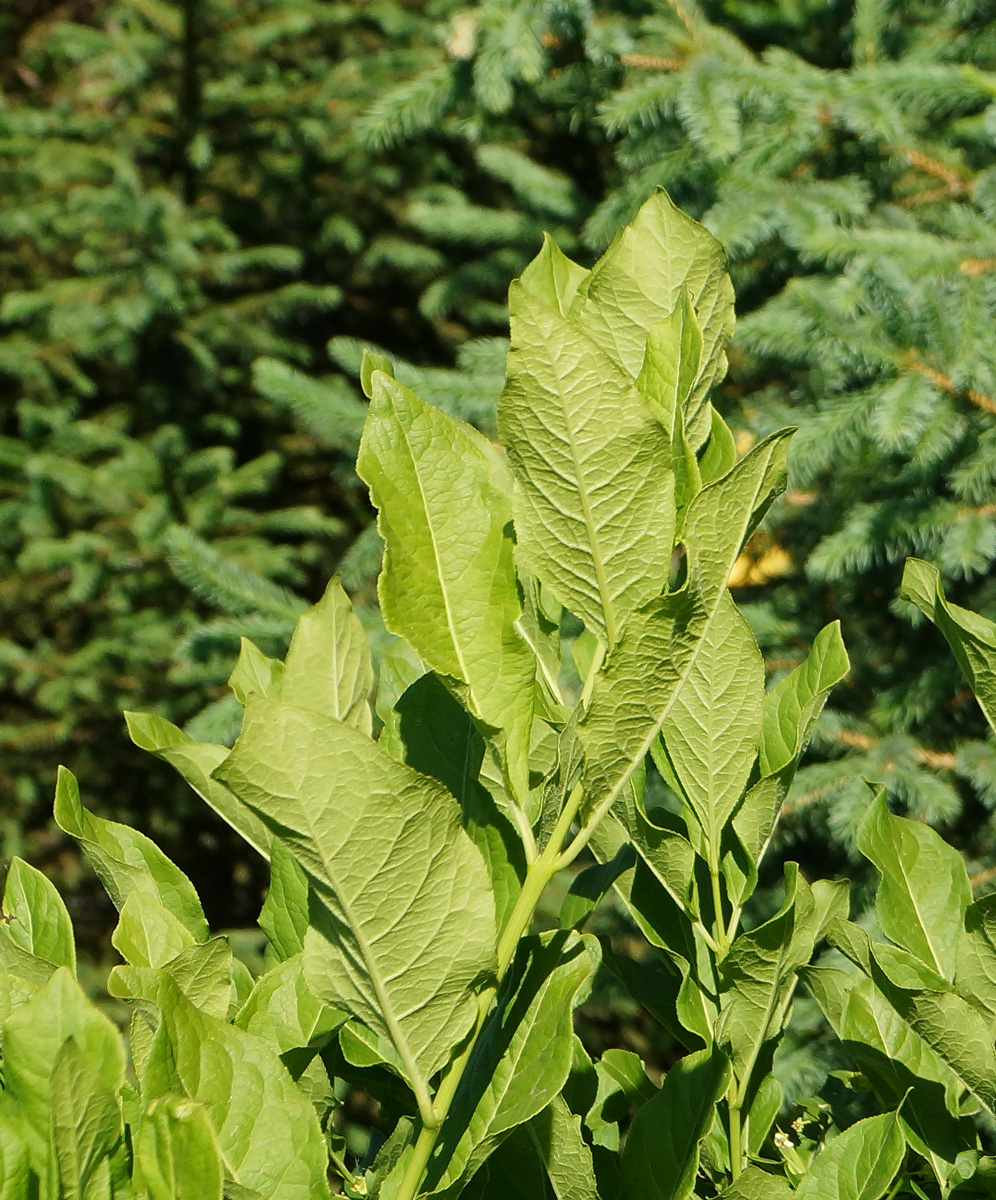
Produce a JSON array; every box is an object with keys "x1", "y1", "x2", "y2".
[{"x1": 6, "y1": 0, "x2": 996, "y2": 1091}]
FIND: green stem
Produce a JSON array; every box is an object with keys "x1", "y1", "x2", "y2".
[{"x1": 728, "y1": 1100, "x2": 743, "y2": 1180}]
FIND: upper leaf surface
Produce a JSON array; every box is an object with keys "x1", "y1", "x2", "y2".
[
  {"x1": 570, "y1": 191, "x2": 735, "y2": 449},
  {"x1": 358, "y1": 371, "x2": 534, "y2": 798},
  {"x1": 1, "y1": 858, "x2": 76, "y2": 975},
  {"x1": 214, "y1": 696, "x2": 497, "y2": 1093},
  {"x1": 858, "y1": 790, "x2": 970, "y2": 980},
  {"x1": 794, "y1": 1111, "x2": 904, "y2": 1200}
]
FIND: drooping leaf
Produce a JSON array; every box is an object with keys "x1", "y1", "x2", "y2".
[
  {"x1": 53, "y1": 766, "x2": 208, "y2": 940},
  {"x1": 794, "y1": 1111, "x2": 904, "y2": 1200},
  {"x1": 358, "y1": 371, "x2": 535, "y2": 799},
  {"x1": 901, "y1": 558, "x2": 996, "y2": 734},
  {"x1": 0, "y1": 858, "x2": 76, "y2": 974},
  {"x1": 857, "y1": 789, "x2": 970, "y2": 980},
  {"x1": 620, "y1": 1046, "x2": 730, "y2": 1200},
  {"x1": 125, "y1": 713, "x2": 272, "y2": 861},
  {"x1": 214, "y1": 696, "x2": 497, "y2": 1110}
]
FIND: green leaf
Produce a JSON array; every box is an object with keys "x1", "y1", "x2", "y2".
[
  {"x1": 794, "y1": 1111, "x2": 904, "y2": 1200},
  {"x1": 280, "y1": 576, "x2": 373, "y2": 734},
  {"x1": 394, "y1": 673, "x2": 526, "y2": 931},
  {"x1": 126, "y1": 973, "x2": 331, "y2": 1200},
  {"x1": 620, "y1": 1046, "x2": 730, "y2": 1200},
  {"x1": 235, "y1": 954, "x2": 344, "y2": 1068},
  {"x1": 112, "y1": 891, "x2": 195, "y2": 969},
  {"x1": 559, "y1": 843, "x2": 636, "y2": 931},
  {"x1": 228, "y1": 637, "x2": 284, "y2": 705},
  {"x1": 1, "y1": 857, "x2": 76, "y2": 974},
  {"x1": 259, "y1": 840, "x2": 310, "y2": 963},
  {"x1": 581, "y1": 431, "x2": 791, "y2": 836},
  {"x1": 759, "y1": 621, "x2": 849, "y2": 778},
  {"x1": 50, "y1": 1038, "x2": 123, "y2": 1200},
  {"x1": 956, "y1": 897, "x2": 996, "y2": 1017},
  {"x1": 857, "y1": 789, "x2": 970, "y2": 980},
  {"x1": 718, "y1": 1166, "x2": 793, "y2": 1199},
  {"x1": 500, "y1": 236, "x2": 675, "y2": 648},
  {"x1": 133, "y1": 1095, "x2": 224, "y2": 1200},
  {"x1": 570, "y1": 190, "x2": 736, "y2": 450},
  {"x1": 0, "y1": 968, "x2": 125, "y2": 1180},
  {"x1": 214, "y1": 696, "x2": 497, "y2": 1116},
  {"x1": 421, "y1": 931, "x2": 596, "y2": 1198},
  {"x1": 663, "y1": 592, "x2": 763, "y2": 845},
  {"x1": 699, "y1": 409, "x2": 738, "y2": 485},
  {"x1": 460, "y1": 1124, "x2": 552, "y2": 1200},
  {"x1": 358, "y1": 371, "x2": 534, "y2": 799},
  {"x1": 524, "y1": 1095, "x2": 600, "y2": 1200},
  {"x1": 53, "y1": 766, "x2": 208, "y2": 940},
  {"x1": 901, "y1": 558, "x2": 996, "y2": 734},
  {"x1": 0, "y1": 1113, "x2": 30, "y2": 1198},
  {"x1": 125, "y1": 713, "x2": 272, "y2": 861},
  {"x1": 637, "y1": 288, "x2": 703, "y2": 434}
]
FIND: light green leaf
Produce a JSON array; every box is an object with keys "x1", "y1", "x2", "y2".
[
  {"x1": 228, "y1": 637, "x2": 283, "y2": 706},
  {"x1": 956, "y1": 896, "x2": 996, "y2": 1017},
  {"x1": 133, "y1": 1095, "x2": 224, "y2": 1200},
  {"x1": 125, "y1": 712, "x2": 271, "y2": 862},
  {"x1": 394, "y1": 673, "x2": 526, "y2": 931},
  {"x1": 620, "y1": 1046, "x2": 730, "y2": 1200},
  {"x1": 54, "y1": 766, "x2": 208, "y2": 941},
  {"x1": 1, "y1": 858, "x2": 76, "y2": 974},
  {"x1": 129, "y1": 974, "x2": 331, "y2": 1200},
  {"x1": 637, "y1": 288, "x2": 703, "y2": 433},
  {"x1": 280, "y1": 576, "x2": 373, "y2": 734},
  {"x1": 719, "y1": 1165, "x2": 793, "y2": 1198},
  {"x1": 500, "y1": 236, "x2": 674, "y2": 648},
  {"x1": 358, "y1": 371, "x2": 534, "y2": 799},
  {"x1": 214, "y1": 696, "x2": 497, "y2": 1114},
  {"x1": 581, "y1": 431, "x2": 791, "y2": 833},
  {"x1": 258, "y1": 840, "x2": 309, "y2": 963},
  {"x1": 663, "y1": 592, "x2": 763, "y2": 844},
  {"x1": 422, "y1": 932, "x2": 596, "y2": 1198},
  {"x1": 0, "y1": 968, "x2": 125, "y2": 1179},
  {"x1": 235, "y1": 954, "x2": 344, "y2": 1067},
  {"x1": 164, "y1": 938, "x2": 236, "y2": 1020},
  {"x1": 570, "y1": 190, "x2": 736, "y2": 449},
  {"x1": 699, "y1": 409, "x2": 738, "y2": 485},
  {"x1": 901, "y1": 558, "x2": 996, "y2": 734},
  {"x1": 50, "y1": 1038, "x2": 123, "y2": 1200},
  {"x1": 0, "y1": 1113, "x2": 30, "y2": 1198},
  {"x1": 112, "y1": 891, "x2": 195, "y2": 969},
  {"x1": 858, "y1": 789, "x2": 970, "y2": 980},
  {"x1": 759, "y1": 621, "x2": 849, "y2": 778},
  {"x1": 795, "y1": 1111, "x2": 904, "y2": 1200}
]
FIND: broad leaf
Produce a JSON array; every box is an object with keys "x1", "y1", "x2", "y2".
[
  {"x1": 1, "y1": 857, "x2": 76, "y2": 974},
  {"x1": 50, "y1": 1038, "x2": 123, "y2": 1200},
  {"x1": 259, "y1": 840, "x2": 310, "y2": 963},
  {"x1": 112, "y1": 891, "x2": 195, "y2": 969},
  {"x1": 53, "y1": 766, "x2": 208, "y2": 940},
  {"x1": 358, "y1": 371, "x2": 534, "y2": 799},
  {"x1": 620, "y1": 1046, "x2": 730, "y2": 1200},
  {"x1": 215, "y1": 696, "x2": 497, "y2": 1107},
  {"x1": 857, "y1": 789, "x2": 970, "y2": 980},
  {"x1": 500, "y1": 234, "x2": 675, "y2": 647},
  {"x1": 235, "y1": 954, "x2": 344, "y2": 1067},
  {"x1": 719, "y1": 1166, "x2": 793, "y2": 1198},
  {"x1": 794, "y1": 1111, "x2": 904, "y2": 1200},
  {"x1": 570, "y1": 191, "x2": 736, "y2": 450}
]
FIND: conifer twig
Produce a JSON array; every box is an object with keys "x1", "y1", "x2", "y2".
[
  {"x1": 904, "y1": 350, "x2": 996, "y2": 417},
  {"x1": 620, "y1": 52, "x2": 684, "y2": 71}
]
